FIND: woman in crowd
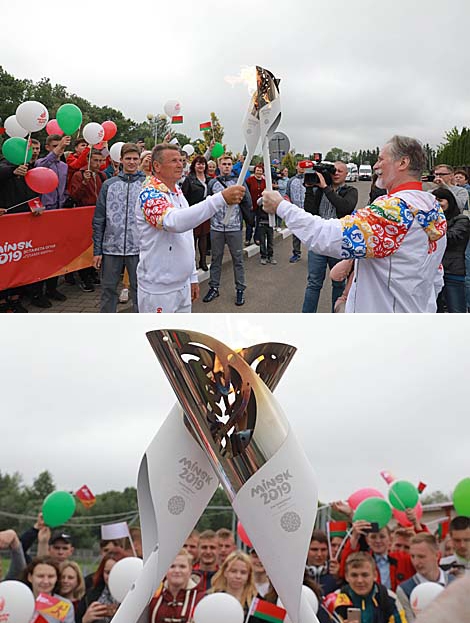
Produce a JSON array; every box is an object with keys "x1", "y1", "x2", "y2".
[
  {"x1": 210, "y1": 551, "x2": 257, "y2": 615},
  {"x1": 207, "y1": 160, "x2": 217, "y2": 178},
  {"x1": 181, "y1": 156, "x2": 211, "y2": 271},
  {"x1": 276, "y1": 167, "x2": 289, "y2": 197},
  {"x1": 432, "y1": 187, "x2": 470, "y2": 312},
  {"x1": 148, "y1": 549, "x2": 203, "y2": 623},
  {"x1": 76, "y1": 551, "x2": 125, "y2": 623},
  {"x1": 140, "y1": 150, "x2": 152, "y2": 177},
  {"x1": 23, "y1": 556, "x2": 75, "y2": 623},
  {"x1": 59, "y1": 561, "x2": 86, "y2": 611}
]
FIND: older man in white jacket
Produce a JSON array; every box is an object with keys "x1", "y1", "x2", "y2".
[
  {"x1": 135, "y1": 144, "x2": 245, "y2": 313},
  {"x1": 263, "y1": 135, "x2": 447, "y2": 313}
]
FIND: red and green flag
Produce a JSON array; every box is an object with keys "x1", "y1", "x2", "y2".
[
  {"x1": 327, "y1": 520, "x2": 348, "y2": 538},
  {"x1": 250, "y1": 598, "x2": 286, "y2": 623},
  {"x1": 200, "y1": 121, "x2": 212, "y2": 131},
  {"x1": 171, "y1": 116, "x2": 183, "y2": 124},
  {"x1": 437, "y1": 520, "x2": 450, "y2": 539}
]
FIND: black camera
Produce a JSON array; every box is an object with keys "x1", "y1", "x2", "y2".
[
  {"x1": 299, "y1": 160, "x2": 336, "y2": 186},
  {"x1": 423, "y1": 174, "x2": 435, "y2": 182}
]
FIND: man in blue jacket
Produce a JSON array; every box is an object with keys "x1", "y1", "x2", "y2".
[{"x1": 93, "y1": 143, "x2": 145, "y2": 312}]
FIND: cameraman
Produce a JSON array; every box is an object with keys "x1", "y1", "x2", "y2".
[{"x1": 302, "y1": 161, "x2": 358, "y2": 312}]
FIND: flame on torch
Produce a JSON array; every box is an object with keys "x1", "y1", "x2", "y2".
[{"x1": 224, "y1": 66, "x2": 257, "y2": 95}]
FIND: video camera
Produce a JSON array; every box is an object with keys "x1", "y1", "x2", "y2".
[{"x1": 298, "y1": 160, "x2": 336, "y2": 186}]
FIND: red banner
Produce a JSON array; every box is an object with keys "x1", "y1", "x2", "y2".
[
  {"x1": 75, "y1": 484, "x2": 96, "y2": 508},
  {"x1": 0, "y1": 206, "x2": 94, "y2": 290}
]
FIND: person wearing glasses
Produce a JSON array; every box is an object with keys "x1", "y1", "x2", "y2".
[
  {"x1": 433, "y1": 164, "x2": 469, "y2": 212},
  {"x1": 301, "y1": 161, "x2": 358, "y2": 312}
]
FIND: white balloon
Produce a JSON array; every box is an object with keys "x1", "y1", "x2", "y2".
[
  {"x1": 110, "y1": 141, "x2": 125, "y2": 163},
  {"x1": 15, "y1": 100, "x2": 49, "y2": 132},
  {"x1": 108, "y1": 557, "x2": 143, "y2": 603},
  {"x1": 83, "y1": 122, "x2": 105, "y2": 146},
  {"x1": 182, "y1": 144, "x2": 194, "y2": 156},
  {"x1": 279, "y1": 586, "x2": 319, "y2": 623},
  {"x1": 410, "y1": 582, "x2": 444, "y2": 614},
  {"x1": 163, "y1": 100, "x2": 181, "y2": 117},
  {"x1": 194, "y1": 593, "x2": 244, "y2": 623},
  {"x1": 4, "y1": 115, "x2": 28, "y2": 138},
  {"x1": 0, "y1": 580, "x2": 36, "y2": 623}
]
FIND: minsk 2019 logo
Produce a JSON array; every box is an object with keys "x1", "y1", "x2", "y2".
[{"x1": 0, "y1": 240, "x2": 33, "y2": 264}]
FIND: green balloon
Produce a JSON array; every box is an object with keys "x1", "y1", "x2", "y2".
[
  {"x1": 56, "y1": 103, "x2": 83, "y2": 135},
  {"x1": 453, "y1": 477, "x2": 470, "y2": 517},
  {"x1": 388, "y1": 480, "x2": 419, "y2": 511},
  {"x1": 353, "y1": 497, "x2": 392, "y2": 529},
  {"x1": 2, "y1": 137, "x2": 32, "y2": 166},
  {"x1": 42, "y1": 491, "x2": 76, "y2": 528},
  {"x1": 211, "y1": 142, "x2": 224, "y2": 159}
]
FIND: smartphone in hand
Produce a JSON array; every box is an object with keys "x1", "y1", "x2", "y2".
[{"x1": 347, "y1": 607, "x2": 361, "y2": 622}]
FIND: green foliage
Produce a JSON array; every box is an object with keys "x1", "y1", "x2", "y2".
[
  {"x1": 196, "y1": 487, "x2": 233, "y2": 532},
  {"x1": 351, "y1": 147, "x2": 379, "y2": 167},
  {"x1": 325, "y1": 147, "x2": 350, "y2": 163},
  {"x1": 436, "y1": 126, "x2": 470, "y2": 167},
  {"x1": 197, "y1": 112, "x2": 225, "y2": 155},
  {"x1": 421, "y1": 490, "x2": 451, "y2": 504},
  {"x1": 281, "y1": 152, "x2": 297, "y2": 177}
]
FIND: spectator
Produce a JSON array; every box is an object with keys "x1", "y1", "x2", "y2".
[
  {"x1": 302, "y1": 161, "x2": 358, "y2": 312},
  {"x1": 432, "y1": 187, "x2": 470, "y2": 313},
  {"x1": 249, "y1": 549, "x2": 270, "y2": 597},
  {"x1": 202, "y1": 154, "x2": 253, "y2": 306},
  {"x1": 333, "y1": 552, "x2": 406, "y2": 623},
  {"x1": 66, "y1": 137, "x2": 91, "y2": 183},
  {"x1": 396, "y1": 533, "x2": 455, "y2": 622},
  {"x1": 31, "y1": 138, "x2": 41, "y2": 163},
  {"x1": 210, "y1": 551, "x2": 257, "y2": 615},
  {"x1": 433, "y1": 164, "x2": 469, "y2": 212},
  {"x1": 285, "y1": 162, "x2": 306, "y2": 263},
  {"x1": 193, "y1": 529, "x2": 218, "y2": 592},
  {"x1": 60, "y1": 561, "x2": 86, "y2": 611},
  {"x1": 245, "y1": 164, "x2": 265, "y2": 246},
  {"x1": 181, "y1": 156, "x2": 211, "y2": 271},
  {"x1": 148, "y1": 550, "x2": 204, "y2": 623},
  {"x1": 263, "y1": 135, "x2": 447, "y2": 312},
  {"x1": 35, "y1": 134, "x2": 70, "y2": 210},
  {"x1": 414, "y1": 575, "x2": 470, "y2": 623},
  {"x1": 0, "y1": 160, "x2": 38, "y2": 312},
  {"x1": 305, "y1": 530, "x2": 340, "y2": 596},
  {"x1": 391, "y1": 528, "x2": 414, "y2": 553},
  {"x1": 93, "y1": 143, "x2": 145, "y2": 313},
  {"x1": 23, "y1": 556, "x2": 75, "y2": 623},
  {"x1": 48, "y1": 532, "x2": 75, "y2": 565},
  {"x1": 140, "y1": 150, "x2": 152, "y2": 177},
  {"x1": 216, "y1": 528, "x2": 236, "y2": 566},
  {"x1": 183, "y1": 530, "x2": 199, "y2": 565},
  {"x1": 76, "y1": 552, "x2": 125, "y2": 623},
  {"x1": 135, "y1": 138, "x2": 146, "y2": 153},
  {"x1": 454, "y1": 170, "x2": 470, "y2": 209},
  {"x1": 277, "y1": 167, "x2": 289, "y2": 198},
  {"x1": 440, "y1": 516, "x2": 470, "y2": 576},
  {"x1": 207, "y1": 160, "x2": 217, "y2": 178},
  {"x1": 0, "y1": 528, "x2": 26, "y2": 580}
]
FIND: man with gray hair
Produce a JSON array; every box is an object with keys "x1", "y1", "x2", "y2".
[
  {"x1": 432, "y1": 164, "x2": 469, "y2": 212},
  {"x1": 262, "y1": 136, "x2": 447, "y2": 312}
]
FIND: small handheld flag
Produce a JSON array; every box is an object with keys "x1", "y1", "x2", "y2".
[
  {"x1": 199, "y1": 121, "x2": 212, "y2": 131},
  {"x1": 171, "y1": 116, "x2": 183, "y2": 124}
]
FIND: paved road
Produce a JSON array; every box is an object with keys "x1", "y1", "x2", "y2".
[{"x1": 22, "y1": 181, "x2": 371, "y2": 314}]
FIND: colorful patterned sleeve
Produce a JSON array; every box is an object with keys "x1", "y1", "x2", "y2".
[
  {"x1": 139, "y1": 186, "x2": 174, "y2": 230},
  {"x1": 340, "y1": 196, "x2": 446, "y2": 259}
]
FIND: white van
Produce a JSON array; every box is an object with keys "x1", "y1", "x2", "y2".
[
  {"x1": 359, "y1": 165, "x2": 372, "y2": 181},
  {"x1": 346, "y1": 163, "x2": 358, "y2": 182}
]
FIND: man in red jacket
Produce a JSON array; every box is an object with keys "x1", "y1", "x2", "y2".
[{"x1": 69, "y1": 150, "x2": 105, "y2": 206}]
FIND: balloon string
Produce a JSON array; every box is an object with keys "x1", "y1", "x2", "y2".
[
  {"x1": 88, "y1": 146, "x2": 92, "y2": 170},
  {"x1": 24, "y1": 132, "x2": 31, "y2": 165}
]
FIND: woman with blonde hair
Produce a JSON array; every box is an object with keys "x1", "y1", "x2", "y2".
[
  {"x1": 59, "y1": 561, "x2": 86, "y2": 610},
  {"x1": 210, "y1": 551, "x2": 257, "y2": 614}
]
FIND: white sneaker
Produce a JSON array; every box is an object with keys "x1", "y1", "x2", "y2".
[{"x1": 119, "y1": 288, "x2": 129, "y2": 303}]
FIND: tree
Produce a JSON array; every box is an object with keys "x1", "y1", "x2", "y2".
[
  {"x1": 198, "y1": 112, "x2": 225, "y2": 155},
  {"x1": 281, "y1": 152, "x2": 297, "y2": 177},
  {"x1": 30, "y1": 470, "x2": 55, "y2": 500},
  {"x1": 196, "y1": 486, "x2": 233, "y2": 532},
  {"x1": 325, "y1": 147, "x2": 350, "y2": 163},
  {"x1": 421, "y1": 490, "x2": 451, "y2": 504}
]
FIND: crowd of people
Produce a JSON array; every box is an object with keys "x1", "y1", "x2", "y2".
[
  {"x1": 1, "y1": 134, "x2": 470, "y2": 313},
  {"x1": 1, "y1": 505, "x2": 469, "y2": 623}
]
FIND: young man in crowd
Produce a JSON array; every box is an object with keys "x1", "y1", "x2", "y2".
[
  {"x1": 245, "y1": 163, "x2": 265, "y2": 246},
  {"x1": 305, "y1": 530, "x2": 341, "y2": 595},
  {"x1": 333, "y1": 552, "x2": 406, "y2": 622},
  {"x1": 216, "y1": 528, "x2": 236, "y2": 565},
  {"x1": 203, "y1": 154, "x2": 253, "y2": 306},
  {"x1": 397, "y1": 533, "x2": 455, "y2": 621},
  {"x1": 93, "y1": 143, "x2": 145, "y2": 312},
  {"x1": 440, "y1": 516, "x2": 470, "y2": 575},
  {"x1": 193, "y1": 529, "x2": 218, "y2": 591},
  {"x1": 183, "y1": 530, "x2": 200, "y2": 565},
  {"x1": 47, "y1": 531, "x2": 75, "y2": 565}
]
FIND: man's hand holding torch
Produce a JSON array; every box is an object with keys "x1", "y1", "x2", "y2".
[{"x1": 262, "y1": 189, "x2": 284, "y2": 214}]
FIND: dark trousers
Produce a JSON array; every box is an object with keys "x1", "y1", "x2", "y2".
[
  {"x1": 437, "y1": 274, "x2": 466, "y2": 313},
  {"x1": 209, "y1": 230, "x2": 246, "y2": 291},
  {"x1": 100, "y1": 254, "x2": 139, "y2": 313},
  {"x1": 258, "y1": 222, "x2": 274, "y2": 259},
  {"x1": 292, "y1": 235, "x2": 301, "y2": 256},
  {"x1": 29, "y1": 277, "x2": 59, "y2": 298}
]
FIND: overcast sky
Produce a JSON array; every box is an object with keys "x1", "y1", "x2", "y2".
[
  {"x1": 2, "y1": 315, "x2": 468, "y2": 506},
  {"x1": 2, "y1": 0, "x2": 469, "y2": 156}
]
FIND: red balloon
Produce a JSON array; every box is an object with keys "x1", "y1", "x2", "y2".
[
  {"x1": 94, "y1": 142, "x2": 104, "y2": 150},
  {"x1": 102, "y1": 120, "x2": 117, "y2": 141},
  {"x1": 25, "y1": 168, "x2": 59, "y2": 194},
  {"x1": 237, "y1": 521, "x2": 252, "y2": 548},
  {"x1": 46, "y1": 119, "x2": 64, "y2": 136},
  {"x1": 392, "y1": 502, "x2": 423, "y2": 527},
  {"x1": 348, "y1": 487, "x2": 384, "y2": 511}
]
